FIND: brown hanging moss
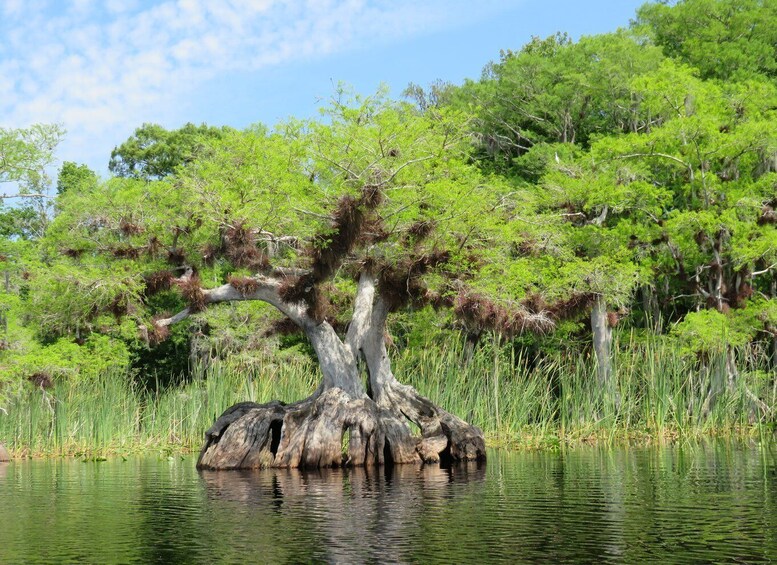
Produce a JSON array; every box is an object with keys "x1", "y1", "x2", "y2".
[
  {"x1": 454, "y1": 291, "x2": 554, "y2": 337},
  {"x1": 377, "y1": 251, "x2": 451, "y2": 311},
  {"x1": 201, "y1": 243, "x2": 219, "y2": 266},
  {"x1": 118, "y1": 217, "x2": 144, "y2": 236},
  {"x1": 360, "y1": 183, "x2": 383, "y2": 209},
  {"x1": 167, "y1": 248, "x2": 186, "y2": 266},
  {"x1": 147, "y1": 315, "x2": 172, "y2": 346},
  {"x1": 758, "y1": 205, "x2": 777, "y2": 225},
  {"x1": 177, "y1": 274, "x2": 207, "y2": 312},
  {"x1": 308, "y1": 290, "x2": 333, "y2": 323},
  {"x1": 143, "y1": 270, "x2": 174, "y2": 296},
  {"x1": 223, "y1": 221, "x2": 254, "y2": 247},
  {"x1": 278, "y1": 273, "x2": 317, "y2": 305},
  {"x1": 150, "y1": 324, "x2": 170, "y2": 346},
  {"x1": 546, "y1": 292, "x2": 597, "y2": 321},
  {"x1": 736, "y1": 284, "x2": 754, "y2": 306},
  {"x1": 309, "y1": 184, "x2": 387, "y2": 279},
  {"x1": 112, "y1": 246, "x2": 141, "y2": 260},
  {"x1": 513, "y1": 237, "x2": 539, "y2": 258},
  {"x1": 62, "y1": 248, "x2": 84, "y2": 259},
  {"x1": 425, "y1": 289, "x2": 455, "y2": 310},
  {"x1": 275, "y1": 185, "x2": 389, "y2": 317},
  {"x1": 108, "y1": 294, "x2": 134, "y2": 321},
  {"x1": 521, "y1": 292, "x2": 548, "y2": 314},
  {"x1": 356, "y1": 255, "x2": 378, "y2": 276},
  {"x1": 419, "y1": 249, "x2": 450, "y2": 271},
  {"x1": 378, "y1": 269, "x2": 428, "y2": 311},
  {"x1": 227, "y1": 275, "x2": 260, "y2": 297},
  {"x1": 263, "y1": 317, "x2": 301, "y2": 337},
  {"x1": 281, "y1": 191, "x2": 376, "y2": 311},
  {"x1": 309, "y1": 195, "x2": 363, "y2": 280},
  {"x1": 362, "y1": 217, "x2": 390, "y2": 244},
  {"x1": 209, "y1": 221, "x2": 273, "y2": 271},
  {"x1": 146, "y1": 236, "x2": 163, "y2": 258},
  {"x1": 402, "y1": 220, "x2": 436, "y2": 248},
  {"x1": 230, "y1": 246, "x2": 269, "y2": 271},
  {"x1": 28, "y1": 372, "x2": 53, "y2": 389},
  {"x1": 407, "y1": 220, "x2": 436, "y2": 241},
  {"x1": 725, "y1": 267, "x2": 753, "y2": 309},
  {"x1": 223, "y1": 222, "x2": 260, "y2": 267}
]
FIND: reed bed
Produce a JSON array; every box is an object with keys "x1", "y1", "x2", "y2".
[{"x1": 1, "y1": 336, "x2": 774, "y2": 458}]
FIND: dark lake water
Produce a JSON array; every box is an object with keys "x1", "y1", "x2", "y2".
[{"x1": 1, "y1": 444, "x2": 775, "y2": 564}]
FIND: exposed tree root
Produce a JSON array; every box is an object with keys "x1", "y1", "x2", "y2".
[{"x1": 197, "y1": 387, "x2": 486, "y2": 470}]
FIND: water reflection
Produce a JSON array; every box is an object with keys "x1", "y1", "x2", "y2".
[
  {"x1": 0, "y1": 445, "x2": 775, "y2": 564},
  {"x1": 199, "y1": 463, "x2": 487, "y2": 564}
]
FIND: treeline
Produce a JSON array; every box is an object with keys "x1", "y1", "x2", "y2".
[{"x1": 1, "y1": 0, "x2": 776, "y2": 430}]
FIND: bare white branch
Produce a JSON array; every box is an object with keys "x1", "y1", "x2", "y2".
[{"x1": 154, "y1": 275, "x2": 308, "y2": 329}]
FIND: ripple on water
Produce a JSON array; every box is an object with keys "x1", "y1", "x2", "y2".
[{"x1": 0, "y1": 444, "x2": 775, "y2": 564}]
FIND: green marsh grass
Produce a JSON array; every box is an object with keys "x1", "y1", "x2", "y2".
[{"x1": 0, "y1": 336, "x2": 774, "y2": 458}]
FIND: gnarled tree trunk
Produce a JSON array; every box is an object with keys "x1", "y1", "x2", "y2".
[{"x1": 193, "y1": 273, "x2": 486, "y2": 470}]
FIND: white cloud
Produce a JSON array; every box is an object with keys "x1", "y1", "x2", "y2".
[{"x1": 0, "y1": 0, "x2": 520, "y2": 171}]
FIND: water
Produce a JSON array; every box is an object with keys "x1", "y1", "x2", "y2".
[{"x1": 0, "y1": 444, "x2": 775, "y2": 564}]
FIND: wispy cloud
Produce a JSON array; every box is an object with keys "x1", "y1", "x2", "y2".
[{"x1": 0, "y1": 0, "x2": 518, "y2": 170}]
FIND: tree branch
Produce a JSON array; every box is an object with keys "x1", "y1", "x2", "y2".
[
  {"x1": 0, "y1": 192, "x2": 51, "y2": 199},
  {"x1": 752, "y1": 263, "x2": 777, "y2": 277},
  {"x1": 612, "y1": 152, "x2": 694, "y2": 179},
  {"x1": 154, "y1": 275, "x2": 309, "y2": 329}
]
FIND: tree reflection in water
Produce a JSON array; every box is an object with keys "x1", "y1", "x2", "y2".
[{"x1": 199, "y1": 462, "x2": 487, "y2": 563}]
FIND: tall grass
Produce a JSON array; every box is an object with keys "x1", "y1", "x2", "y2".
[
  {"x1": 0, "y1": 351, "x2": 319, "y2": 457},
  {"x1": 399, "y1": 334, "x2": 775, "y2": 447},
  {"x1": 0, "y1": 336, "x2": 774, "y2": 457}
]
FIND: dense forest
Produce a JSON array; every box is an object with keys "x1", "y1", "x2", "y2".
[{"x1": 1, "y1": 0, "x2": 776, "y2": 456}]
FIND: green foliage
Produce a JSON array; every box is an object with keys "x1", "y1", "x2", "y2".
[
  {"x1": 108, "y1": 122, "x2": 234, "y2": 180},
  {"x1": 24, "y1": 91, "x2": 518, "y2": 391},
  {"x1": 7, "y1": 334, "x2": 132, "y2": 382},
  {"x1": 27, "y1": 263, "x2": 145, "y2": 339},
  {"x1": 670, "y1": 309, "x2": 755, "y2": 354},
  {"x1": 4, "y1": 0, "x2": 777, "y2": 446},
  {"x1": 0, "y1": 205, "x2": 45, "y2": 239},
  {"x1": 450, "y1": 2, "x2": 777, "y2": 356},
  {"x1": 0, "y1": 124, "x2": 64, "y2": 245},
  {"x1": 636, "y1": 0, "x2": 777, "y2": 80},
  {"x1": 460, "y1": 30, "x2": 664, "y2": 173},
  {"x1": 1, "y1": 337, "x2": 772, "y2": 456},
  {"x1": 56, "y1": 162, "x2": 98, "y2": 195},
  {"x1": 0, "y1": 124, "x2": 64, "y2": 193}
]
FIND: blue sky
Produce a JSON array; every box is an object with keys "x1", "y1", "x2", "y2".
[{"x1": 1, "y1": 0, "x2": 648, "y2": 175}]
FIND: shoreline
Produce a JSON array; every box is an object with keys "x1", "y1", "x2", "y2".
[{"x1": 2, "y1": 426, "x2": 772, "y2": 462}]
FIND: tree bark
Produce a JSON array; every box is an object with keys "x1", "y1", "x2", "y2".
[
  {"x1": 194, "y1": 272, "x2": 486, "y2": 470},
  {"x1": 591, "y1": 296, "x2": 613, "y2": 388},
  {"x1": 641, "y1": 284, "x2": 661, "y2": 333}
]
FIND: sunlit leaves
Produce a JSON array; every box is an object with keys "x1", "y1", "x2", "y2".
[
  {"x1": 0, "y1": 124, "x2": 64, "y2": 194},
  {"x1": 637, "y1": 0, "x2": 777, "y2": 81}
]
